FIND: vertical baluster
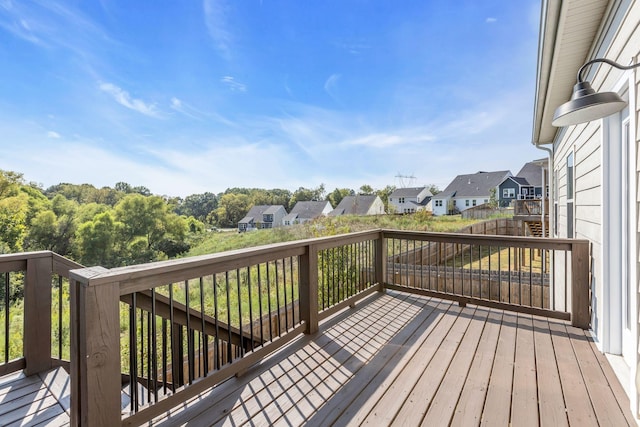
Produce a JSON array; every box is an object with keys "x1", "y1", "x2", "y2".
[
  {"x1": 275, "y1": 261, "x2": 281, "y2": 336},
  {"x1": 266, "y1": 264, "x2": 273, "y2": 342},
  {"x1": 320, "y1": 251, "x2": 325, "y2": 310},
  {"x1": 291, "y1": 256, "x2": 296, "y2": 326},
  {"x1": 225, "y1": 272, "x2": 232, "y2": 364},
  {"x1": 256, "y1": 266, "x2": 264, "y2": 346},
  {"x1": 498, "y1": 247, "x2": 502, "y2": 302},
  {"x1": 332, "y1": 248, "x2": 337, "y2": 305},
  {"x1": 247, "y1": 267, "x2": 254, "y2": 352},
  {"x1": 283, "y1": 260, "x2": 288, "y2": 332},
  {"x1": 162, "y1": 318, "x2": 167, "y2": 394},
  {"x1": 146, "y1": 310, "x2": 151, "y2": 404},
  {"x1": 129, "y1": 293, "x2": 138, "y2": 412},
  {"x1": 213, "y1": 274, "x2": 220, "y2": 370},
  {"x1": 236, "y1": 269, "x2": 244, "y2": 355},
  {"x1": 185, "y1": 280, "x2": 194, "y2": 384},
  {"x1": 4, "y1": 272, "x2": 9, "y2": 364},
  {"x1": 508, "y1": 247, "x2": 512, "y2": 303},
  {"x1": 151, "y1": 289, "x2": 158, "y2": 403},
  {"x1": 58, "y1": 276, "x2": 63, "y2": 359},
  {"x1": 199, "y1": 277, "x2": 208, "y2": 376},
  {"x1": 168, "y1": 284, "x2": 177, "y2": 392},
  {"x1": 139, "y1": 308, "x2": 145, "y2": 405}
]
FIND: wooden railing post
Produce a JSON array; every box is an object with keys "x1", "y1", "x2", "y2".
[
  {"x1": 24, "y1": 254, "x2": 53, "y2": 376},
  {"x1": 299, "y1": 245, "x2": 319, "y2": 334},
  {"x1": 375, "y1": 232, "x2": 387, "y2": 289},
  {"x1": 70, "y1": 267, "x2": 121, "y2": 426},
  {"x1": 571, "y1": 241, "x2": 590, "y2": 329}
]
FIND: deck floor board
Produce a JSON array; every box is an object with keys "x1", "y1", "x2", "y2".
[
  {"x1": 0, "y1": 290, "x2": 634, "y2": 427},
  {"x1": 150, "y1": 290, "x2": 634, "y2": 426}
]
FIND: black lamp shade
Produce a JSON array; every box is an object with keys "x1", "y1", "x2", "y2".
[{"x1": 552, "y1": 81, "x2": 627, "y2": 127}]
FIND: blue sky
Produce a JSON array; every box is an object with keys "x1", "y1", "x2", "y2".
[{"x1": 0, "y1": 0, "x2": 542, "y2": 198}]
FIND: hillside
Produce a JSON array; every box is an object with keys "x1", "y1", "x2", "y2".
[{"x1": 187, "y1": 213, "x2": 485, "y2": 257}]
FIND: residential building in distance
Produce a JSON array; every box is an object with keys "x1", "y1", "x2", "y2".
[
  {"x1": 431, "y1": 170, "x2": 512, "y2": 215},
  {"x1": 329, "y1": 195, "x2": 385, "y2": 216},
  {"x1": 499, "y1": 159, "x2": 548, "y2": 207},
  {"x1": 388, "y1": 187, "x2": 433, "y2": 214},
  {"x1": 282, "y1": 200, "x2": 333, "y2": 226},
  {"x1": 237, "y1": 205, "x2": 286, "y2": 232}
]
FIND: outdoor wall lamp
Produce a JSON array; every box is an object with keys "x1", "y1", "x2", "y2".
[{"x1": 552, "y1": 58, "x2": 640, "y2": 127}]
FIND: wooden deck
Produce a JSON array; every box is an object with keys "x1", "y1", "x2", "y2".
[
  {"x1": 1, "y1": 290, "x2": 635, "y2": 426},
  {"x1": 148, "y1": 290, "x2": 636, "y2": 426},
  {"x1": 0, "y1": 367, "x2": 70, "y2": 426}
]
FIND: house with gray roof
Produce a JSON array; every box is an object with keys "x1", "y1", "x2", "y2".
[
  {"x1": 329, "y1": 195, "x2": 385, "y2": 216},
  {"x1": 238, "y1": 205, "x2": 287, "y2": 232},
  {"x1": 388, "y1": 187, "x2": 433, "y2": 214},
  {"x1": 431, "y1": 170, "x2": 512, "y2": 216},
  {"x1": 498, "y1": 159, "x2": 548, "y2": 207},
  {"x1": 282, "y1": 200, "x2": 333, "y2": 226}
]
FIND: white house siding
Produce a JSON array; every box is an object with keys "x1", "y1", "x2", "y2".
[{"x1": 551, "y1": 0, "x2": 640, "y2": 415}]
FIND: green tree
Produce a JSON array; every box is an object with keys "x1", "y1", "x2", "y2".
[
  {"x1": 328, "y1": 188, "x2": 354, "y2": 208},
  {"x1": 376, "y1": 185, "x2": 396, "y2": 212},
  {"x1": 76, "y1": 212, "x2": 122, "y2": 267},
  {"x1": 177, "y1": 192, "x2": 218, "y2": 222},
  {"x1": 359, "y1": 184, "x2": 374, "y2": 195},
  {"x1": 426, "y1": 184, "x2": 441, "y2": 195},
  {"x1": 488, "y1": 188, "x2": 499, "y2": 208},
  {"x1": 0, "y1": 192, "x2": 29, "y2": 252},
  {"x1": 212, "y1": 193, "x2": 251, "y2": 227}
]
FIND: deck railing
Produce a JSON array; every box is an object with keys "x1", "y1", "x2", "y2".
[
  {"x1": 514, "y1": 199, "x2": 549, "y2": 216},
  {"x1": 0, "y1": 228, "x2": 590, "y2": 426},
  {"x1": 0, "y1": 251, "x2": 81, "y2": 378}
]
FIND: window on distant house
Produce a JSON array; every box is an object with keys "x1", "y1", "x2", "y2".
[
  {"x1": 399, "y1": 197, "x2": 405, "y2": 203},
  {"x1": 465, "y1": 200, "x2": 470, "y2": 207},
  {"x1": 435, "y1": 200, "x2": 442, "y2": 207},
  {"x1": 503, "y1": 188, "x2": 515, "y2": 198},
  {"x1": 472, "y1": 200, "x2": 476, "y2": 206},
  {"x1": 484, "y1": 199, "x2": 488, "y2": 204}
]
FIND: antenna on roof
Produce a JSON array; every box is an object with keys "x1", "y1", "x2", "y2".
[{"x1": 395, "y1": 173, "x2": 416, "y2": 188}]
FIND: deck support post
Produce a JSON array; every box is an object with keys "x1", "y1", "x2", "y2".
[
  {"x1": 24, "y1": 254, "x2": 53, "y2": 376},
  {"x1": 375, "y1": 232, "x2": 387, "y2": 290},
  {"x1": 571, "y1": 241, "x2": 590, "y2": 329},
  {"x1": 300, "y1": 244, "x2": 319, "y2": 334},
  {"x1": 70, "y1": 267, "x2": 121, "y2": 426}
]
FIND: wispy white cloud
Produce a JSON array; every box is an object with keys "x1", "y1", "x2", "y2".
[
  {"x1": 324, "y1": 73, "x2": 341, "y2": 94},
  {"x1": 485, "y1": 17, "x2": 497, "y2": 24},
  {"x1": 203, "y1": 0, "x2": 233, "y2": 59},
  {"x1": 99, "y1": 82, "x2": 162, "y2": 118},
  {"x1": 47, "y1": 131, "x2": 61, "y2": 139},
  {"x1": 220, "y1": 76, "x2": 247, "y2": 92},
  {"x1": 344, "y1": 131, "x2": 434, "y2": 148},
  {"x1": 0, "y1": 0, "x2": 113, "y2": 54}
]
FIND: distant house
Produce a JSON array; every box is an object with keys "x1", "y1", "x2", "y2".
[
  {"x1": 282, "y1": 201, "x2": 333, "y2": 226},
  {"x1": 329, "y1": 195, "x2": 385, "y2": 216},
  {"x1": 498, "y1": 159, "x2": 548, "y2": 207},
  {"x1": 388, "y1": 187, "x2": 433, "y2": 214},
  {"x1": 237, "y1": 205, "x2": 286, "y2": 232},
  {"x1": 431, "y1": 171, "x2": 512, "y2": 216}
]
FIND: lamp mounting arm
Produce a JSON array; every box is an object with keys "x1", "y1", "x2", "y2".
[{"x1": 577, "y1": 58, "x2": 640, "y2": 83}]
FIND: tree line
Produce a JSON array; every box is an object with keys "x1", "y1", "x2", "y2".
[{"x1": 0, "y1": 170, "x2": 439, "y2": 267}]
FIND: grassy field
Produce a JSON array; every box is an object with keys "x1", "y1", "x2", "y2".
[{"x1": 187, "y1": 213, "x2": 487, "y2": 257}]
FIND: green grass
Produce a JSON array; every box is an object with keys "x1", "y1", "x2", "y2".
[{"x1": 187, "y1": 213, "x2": 484, "y2": 257}]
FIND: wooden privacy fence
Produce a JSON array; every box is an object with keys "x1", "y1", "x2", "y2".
[{"x1": 0, "y1": 228, "x2": 590, "y2": 426}]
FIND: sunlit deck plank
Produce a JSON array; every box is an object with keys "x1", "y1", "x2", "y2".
[
  {"x1": 548, "y1": 320, "x2": 598, "y2": 426},
  {"x1": 532, "y1": 316, "x2": 569, "y2": 427},
  {"x1": 449, "y1": 309, "x2": 502, "y2": 427},
  {"x1": 309, "y1": 299, "x2": 452, "y2": 427},
  {"x1": 359, "y1": 304, "x2": 463, "y2": 425},
  {"x1": 120, "y1": 290, "x2": 636, "y2": 426},
  {"x1": 568, "y1": 325, "x2": 632, "y2": 426},
  {"x1": 420, "y1": 306, "x2": 490, "y2": 426},
  {"x1": 510, "y1": 313, "x2": 539, "y2": 427},
  {"x1": 480, "y1": 311, "x2": 517, "y2": 426},
  {"x1": 390, "y1": 305, "x2": 478, "y2": 425}
]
